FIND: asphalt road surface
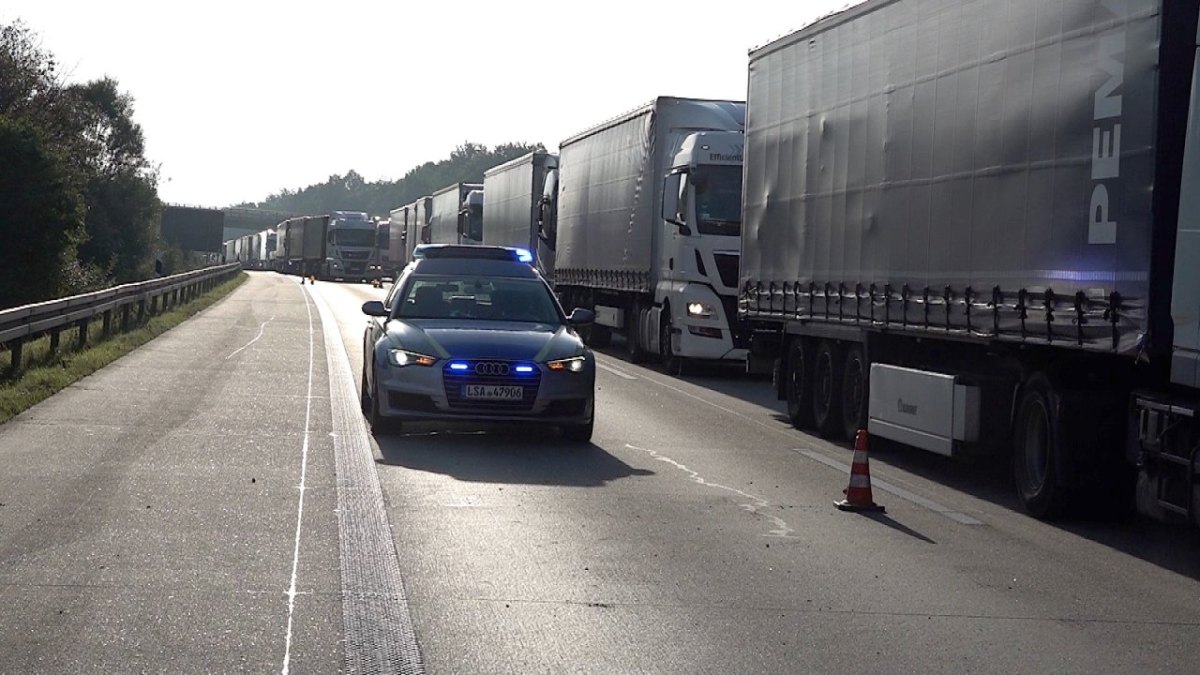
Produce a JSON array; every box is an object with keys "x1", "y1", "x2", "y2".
[{"x1": 1, "y1": 271, "x2": 1198, "y2": 673}]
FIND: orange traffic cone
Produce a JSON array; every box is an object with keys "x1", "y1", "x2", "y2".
[{"x1": 835, "y1": 430, "x2": 885, "y2": 512}]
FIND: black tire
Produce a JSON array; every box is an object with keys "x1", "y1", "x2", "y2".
[
  {"x1": 1012, "y1": 374, "x2": 1065, "y2": 519},
  {"x1": 840, "y1": 344, "x2": 869, "y2": 440},
  {"x1": 367, "y1": 366, "x2": 402, "y2": 435},
  {"x1": 811, "y1": 340, "x2": 844, "y2": 439},
  {"x1": 785, "y1": 338, "x2": 814, "y2": 429},
  {"x1": 624, "y1": 305, "x2": 647, "y2": 364},
  {"x1": 360, "y1": 362, "x2": 371, "y2": 415},
  {"x1": 562, "y1": 416, "x2": 594, "y2": 443},
  {"x1": 659, "y1": 307, "x2": 686, "y2": 376}
]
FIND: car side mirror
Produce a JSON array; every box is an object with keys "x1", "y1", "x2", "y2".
[
  {"x1": 567, "y1": 308, "x2": 595, "y2": 326},
  {"x1": 362, "y1": 300, "x2": 388, "y2": 317}
]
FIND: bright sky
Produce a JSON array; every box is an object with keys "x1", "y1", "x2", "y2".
[{"x1": 3, "y1": 1, "x2": 860, "y2": 208}]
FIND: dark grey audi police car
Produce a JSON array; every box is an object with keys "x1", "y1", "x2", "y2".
[{"x1": 360, "y1": 245, "x2": 596, "y2": 441}]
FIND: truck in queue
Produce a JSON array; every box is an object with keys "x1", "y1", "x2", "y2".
[
  {"x1": 428, "y1": 182, "x2": 484, "y2": 245},
  {"x1": 483, "y1": 150, "x2": 558, "y2": 280},
  {"x1": 550, "y1": 97, "x2": 748, "y2": 374},
  {"x1": 738, "y1": 0, "x2": 1200, "y2": 524},
  {"x1": 274, "y1": 211, "x2": 377, "y2": 281},
  {"x1": 387, "y1": 196, "x2": 433, "y2": 276}
]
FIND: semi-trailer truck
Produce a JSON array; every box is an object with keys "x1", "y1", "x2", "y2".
[
  {"x1": 739, "y1": 0, "x2": 1200, "y2": 524},
  {"x1": 428, "y1": 182, "x2": 483, "y2": 245},
  {"x1": 387, "y1": 196, "x2": 432, "y2": 275},
  {"x1": 275, "y1": 211, "x2": 377, "y2": 281},
  {"x1": 552, "y1": 97, "x2": 748, "y2": 374},
  {"x1": 483, "y1": 150, "x2": 558, "y2": 279}
]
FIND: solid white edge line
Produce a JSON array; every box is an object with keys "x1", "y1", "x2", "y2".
[
  {"x1": 281, "y1": 289, "x2": 315, "y2": 674},
  {"x1": 799, "y1": 449, "x2": 984, "y2": 525}
]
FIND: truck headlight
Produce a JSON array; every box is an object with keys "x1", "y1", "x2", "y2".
[
  {"x1": 388, "y1": 349, "x2": 437, "y2": 367},
  {"x1": 547, "y1": 356, "x2": 586, "y2": 372},
  {"x1": 687, "y1": 302, "x2": 714, "y2": 318}
]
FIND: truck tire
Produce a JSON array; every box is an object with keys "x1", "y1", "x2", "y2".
[
  {"x1": 811, "y1": 340, "x2": 844, "y2": 439},
  {"x1": 840, "y1": 344, "x2": 868, "y2": 440},
  {"x1": 1012, "y1": 374, "x2": 1066, "y2": 519},
  {"x1": 785, "y1": 338, "x2": 814, "y2": 429}
]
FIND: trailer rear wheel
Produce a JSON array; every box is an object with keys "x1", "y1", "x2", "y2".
[
  {"x1": 1013, "y1": 375, "x2": 1065, "y2": 519},
  {"x1": 785, "y1": 338, "x2": 814, "y2": 429},
  {"x1": 840, "y1": 344, "x2": 868, "y2": 440},
  {"x1": 811, "y1": 340, "x2": 843, "y2": 439}
]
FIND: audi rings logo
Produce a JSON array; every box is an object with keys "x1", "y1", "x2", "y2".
[{"x1": 474, "y1": 362, "x2": 510, "y2": 376}]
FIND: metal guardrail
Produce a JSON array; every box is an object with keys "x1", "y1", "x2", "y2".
[{"x1": 0, "y1": 263, "x2": 242, "y2": 375}]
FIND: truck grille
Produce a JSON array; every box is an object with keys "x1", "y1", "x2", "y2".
[
  {"x1": 713, "y1": 252, "x2": 740, "y2": 289},
  {"x1": 442, "y1": 361, "x2": 540, "y2": 413}
]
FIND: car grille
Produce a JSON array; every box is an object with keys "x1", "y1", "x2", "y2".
[
  {"x1": 713, "y1": 252, "x2": 740, "y2": 289},
  {"x1": 442, "y1": 360, "x2": 540, "y2": 413},
  {"x1": 342, "y1": 251, "x2": 370, "y2": 260}
]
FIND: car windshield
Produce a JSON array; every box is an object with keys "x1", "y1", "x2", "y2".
[
  {"x1": 395, "y1": 276, "x2": 561, "y2": 323},
  {"x1": 693, "y1": 164, "x2": 742, "y2": 237},
  {"x1": 332, "y1": 228, "x2": 376, "y2": 247}
]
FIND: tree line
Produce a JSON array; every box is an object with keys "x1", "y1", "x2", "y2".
[
  {"x1": 0, "y1": 21, "x2": 161, "y2": 310},
  {"x1": 237, "y1": 141, "x2": 542, "y2": 217}
]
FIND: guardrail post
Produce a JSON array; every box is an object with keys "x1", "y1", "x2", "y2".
[
  {"x1": 6, "y1": 338, "x2": 24, "y2": 376},
  {"x1": 138, "y1": 298, "x2": 147, "y2": 324},
  {"x1": 121, "y1": 304, "x2": 132, "y2": 332},
  {"x1": 76, "y1": 319, "x2": 88, "y2": 349},
  {"x1": 49, "y1": 329, "x2": 61, "y2": 354},
  {"x1": 103, "y1": 309, "x2": 113, "y2": 338}
]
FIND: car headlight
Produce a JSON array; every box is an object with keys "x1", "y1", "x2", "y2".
[
  {"x1": 388, "y1": 349, "x2": 437, "y2": 367},
  {"x1": 546, "y1": 356, "x2": 586, "y2": 373},
  {"x1": 687, "y1": 302, "x2": 714, "y2": 318}
]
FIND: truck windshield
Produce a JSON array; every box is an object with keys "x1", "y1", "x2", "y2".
[
  {"x1": 693, "y1": 165, "x2": 742, "y2": 237},
  {"x1": 331, "y1": 229, "x2": 376, "y2": 247}
]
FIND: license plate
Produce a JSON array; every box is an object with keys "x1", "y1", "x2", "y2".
[{"x1": 462, "y1": 385, "x2": 524, "y2": 401}]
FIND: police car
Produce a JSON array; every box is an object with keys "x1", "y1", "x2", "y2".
[{"x1": 360, "y1": 245, "x2": 596, "y2": 441}]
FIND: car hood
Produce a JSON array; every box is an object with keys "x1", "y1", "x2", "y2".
[{"x1": 384, "y1": 319, "x2": 586, "y2": 362}]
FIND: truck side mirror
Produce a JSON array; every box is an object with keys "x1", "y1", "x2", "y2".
[{"x1": 662, "y1": 173, "x2": 691, "y2": 235}]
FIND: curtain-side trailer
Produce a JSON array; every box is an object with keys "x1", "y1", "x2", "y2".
[{"x1": 739, "y1": 0, "x2": 1200, "y2": 523}]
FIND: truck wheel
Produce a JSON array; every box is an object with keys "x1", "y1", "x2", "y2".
[
  {"x1": 811, "y1": 340, "x2": 844, "y2": 439},
  {"x1": 785, "y1": 338, "x2": 814, "y2": 429},
  {"x1": 840, "y1": 344, "x2": 868, "y2": 440},
  {"x1": 1012, "y1": 374, "x2": 1066, "y2": 519},
  {"x1": 660, "y1": 308, "x2": 686, "y2": 376}
]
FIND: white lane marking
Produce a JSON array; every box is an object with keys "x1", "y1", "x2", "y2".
[
  {"x1": 280, "y1": 293, "x2": 314, "y2": 674},
  {"x1": 800, "y1": 450, "x2": 984, "y2": 525},
  {"x1": 601, "y1": 355, "x2": 985, "y2": 527},
  {"x1": 627, "y1": 443, "x2": 794, "y2": 538},
  {"x1": 595, "y1": 359, "x2": 638, "y2": 380},
  {"x1": 225, "y1": 316, "x2": 276, "y2": 360}
]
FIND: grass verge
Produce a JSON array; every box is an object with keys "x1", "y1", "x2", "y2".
[{"x1": 0, "y1": 272, "x2": 248, "y2": 425}]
